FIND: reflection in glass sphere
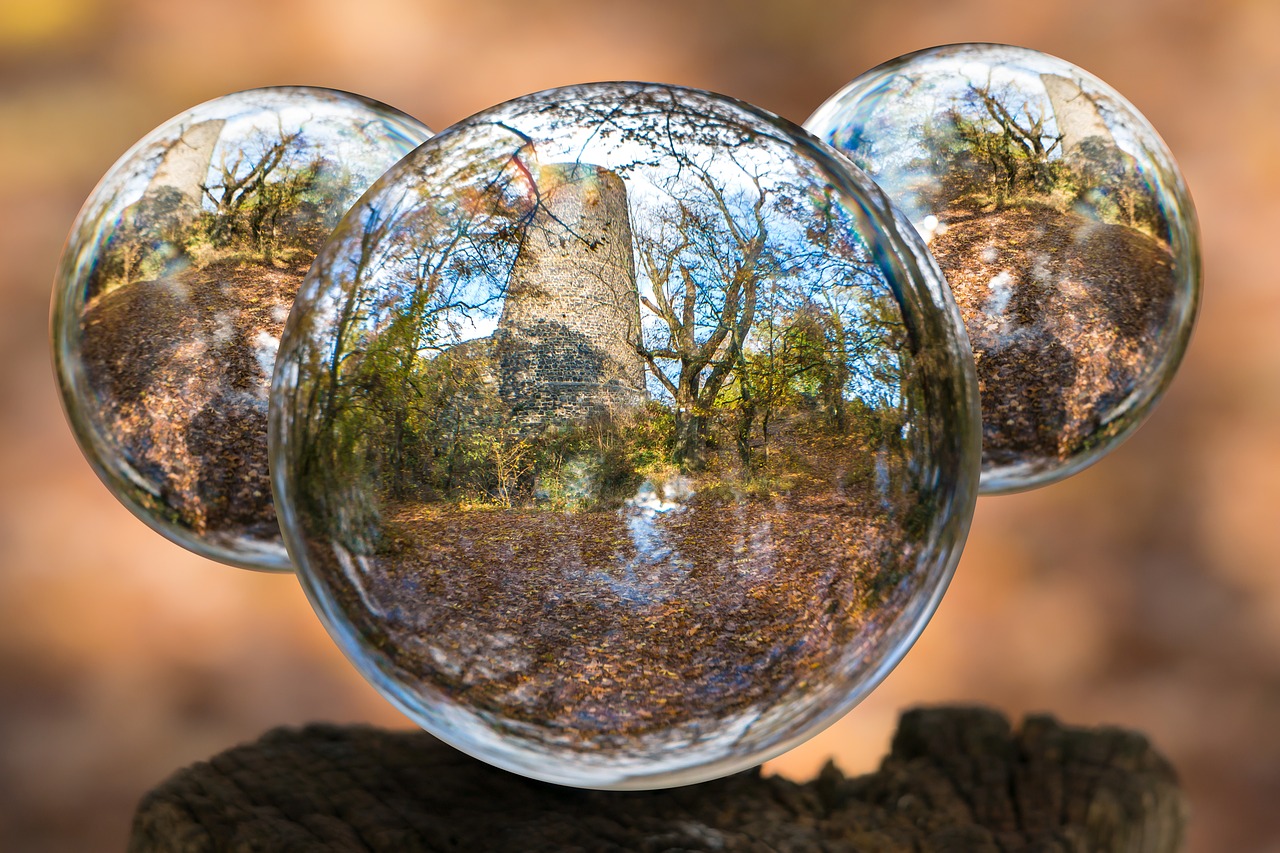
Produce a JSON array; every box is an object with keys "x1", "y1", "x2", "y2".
[
  {"x1": 806, "y1": 44, "x2": 1201, "y2": 493},
  {"x1": 271, "y1": 82, "x2": 980, "y2": 787},
  {"x1": 52, "y1": 87, "x2": 432, "y2": 570}
]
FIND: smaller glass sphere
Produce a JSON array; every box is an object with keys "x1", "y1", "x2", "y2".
[
  {"x1": 271, "y1": 82, "x2": 979, "y2": 788},
  {"x1": 806, "y1": 44, "x2": 1201, "y2": 493},
  {"x1": 52, "y1": 87, "x2": 432, "y2": 570}
]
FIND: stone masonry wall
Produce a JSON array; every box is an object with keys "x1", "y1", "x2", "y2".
[
  {"x1": 492, "y1": 162, "x2": 647, "y2": 425},
  {"x1": 1040, "y1": 74, "x2": 1117, "y2": 162},
  {"x1": 146, "y1": 119, "x2": 226, "y2": 210}
]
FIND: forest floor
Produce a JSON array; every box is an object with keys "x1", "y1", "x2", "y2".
[
  {"x1": 927, "y1": 204, "x2": 1178, "y2": 474},
  {"x1": 309, "y1": 430, "x2": 927, "y2": 756},
  {"x1": 78, "y1": 254, "x2": 310, "y2": 543}
]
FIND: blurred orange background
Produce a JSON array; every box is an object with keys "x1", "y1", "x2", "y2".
[{"x1": 2, "y1": 0, "x2": 1277, "y2": 850}]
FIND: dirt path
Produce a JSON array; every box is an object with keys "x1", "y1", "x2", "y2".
[{"x1": 304, "y1": 429, "x2": 937, "y2": 758}]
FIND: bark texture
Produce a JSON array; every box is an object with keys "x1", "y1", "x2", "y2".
[{"x1": 129, "y1": 706, "x2": 1185, "y2": 852}]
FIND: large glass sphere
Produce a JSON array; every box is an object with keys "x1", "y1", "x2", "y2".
[
  {"x1": 806, "y1": 44, "x2": 1201, "y2": 493},
  {"x1": 52, "y1": 87, "x2": 432, "y2": 570},
  {"x1": 271, "y1": 82, "x2": 979, "y2": 788}
]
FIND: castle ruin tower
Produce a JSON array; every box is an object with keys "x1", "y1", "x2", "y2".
[
  {"x1": 116, "y1": 120, "x2": 225, "y2": 248},
  {"x1": 1039, "y1": 74, "x2": 1119, "y2": 163},
  {"x1": 494, "y1": 162, "x2": 647, "y2": 425},
  {"x1": 122, "y1": 118, "x2": 226, "y2": 232},
  {"x1": 94, "y1": 119, "x2": 226, "y2": 300},
  {"x1": 146, "y1": 119, "x2": 226, "y2": 209}
]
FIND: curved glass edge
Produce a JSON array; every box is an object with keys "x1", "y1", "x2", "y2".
[
  {"x1": 806, "y1": 43, "x2": 1203, "y2": 496},
  {"x1": 50, "y1": 85, "x2": 432, "y2": 572},
  {"x1": 270, "y1": 81, "x2": 983, "y2": 789}
]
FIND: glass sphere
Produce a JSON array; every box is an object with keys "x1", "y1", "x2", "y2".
[
  {"x1": 52, "y1": 87, "x2": 432, "y2": 570},
  {"x1": 271, "y1": 82, "x2": 979, "y2": 788},
  {"x1": 806, "y1": 44, "x2": 1201, "y2": 493}
]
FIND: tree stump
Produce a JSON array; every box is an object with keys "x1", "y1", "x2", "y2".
[{"x1": 129, "y1": 706, "x2": 1185, "y2": 852}]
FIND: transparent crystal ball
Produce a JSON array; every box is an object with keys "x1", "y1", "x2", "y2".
[
  {"x1": 806, "y1": 44, "x2": 1201, "y2": 493},
  {"x1": 271, "y1": 82, "x2": 980, "y2": 787},
  {"x1": 52, "y1": 87, "x2": 431, "y2": 570}
]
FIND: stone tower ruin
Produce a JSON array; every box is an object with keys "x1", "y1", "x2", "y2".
[
  {"x1": 146, "y1": 119, "x2": 226, "y2": 209},
  {"x1": 91, "y1": 119, "x2": 226, "y2": 300},
  {"x1": 493, "y1": 162, "x2": 647, "y2": 425},
  {"x1": 122, "y1": 118, "x2": 226, "y2": 232},
  {"x1": 1040, "y1": 74, "x2": 1119, "y2": 163}
]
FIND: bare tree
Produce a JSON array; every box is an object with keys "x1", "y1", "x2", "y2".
[{"x1": 201, "y1": 123, "x2": 312, "y2": 246}]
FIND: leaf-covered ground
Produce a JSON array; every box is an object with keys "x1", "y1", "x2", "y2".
[
  {"x1": 927, "y1": 205, "x2": 1178, "y2": 474},
  {"x1": 307, "y1": 432, "x2": 932, "y2": 758},
  {"x1": 78, "y1": 255, "x2": 308, "y2": 546}
]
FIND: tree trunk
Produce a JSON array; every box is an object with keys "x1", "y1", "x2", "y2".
[
  {"x1": 673, "y1": 407, "x2": 707, "y2": 469},
  {"x1": 736, "y1": 401, "x2": 755, "y2": 471},
  {"x1": 129, "y1": 706, "x2": 1185, "y2": 852}
]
